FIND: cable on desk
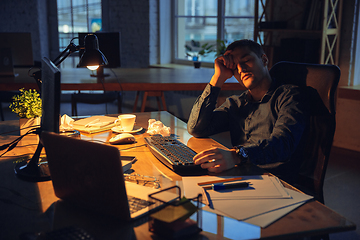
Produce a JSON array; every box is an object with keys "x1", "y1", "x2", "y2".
[
  {"x1": 119, "y1": 143, "x2": 147, "y2": 151},
  {"x1": 0, "y1": 197, "x2": 39, "y2": 211},
  {"x1": 86, "y1": 139, "x2": 107, "y2": 144},
  {"x1": 0, "y1": 124, "x2": 41, "y2": 136},
  {"x1": 0, "y1": 186, "x2": 39, "y2": 204},
  {"x1": 108, "y1": 68, "x2": 124, "y2": 114},
  {"x1": 0, "y1": 186, "x2": 40, "y2": 211},
  {"x1": 109, "y1": 68, "x2": 124, "y2": 100},
  {"x1": 82, "y1": 139, "x2": 147, "y2": 151},
  {"x1": 0, "y1": 127, "x2": 41, "y2": 157}
]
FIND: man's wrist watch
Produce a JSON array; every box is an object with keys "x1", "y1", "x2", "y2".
[{"x1": 234, "y1": 145, "x2": 249, "y2": 161}]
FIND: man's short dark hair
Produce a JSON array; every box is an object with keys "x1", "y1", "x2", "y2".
[{"x1": 226, "y1": 39, "x2": 264, "y2": 58}]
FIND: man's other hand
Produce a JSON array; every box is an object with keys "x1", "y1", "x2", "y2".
[{"x1": 193, "y1": 147, "x2": 241, "y2": 173}]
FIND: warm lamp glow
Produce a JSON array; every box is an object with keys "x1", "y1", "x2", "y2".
[
  {"x1": 87, "y1": 65, "x2": 99, "y2": 70},
  {"x1": 77, "y1": 34, "x2": 108, "y2": 68}
]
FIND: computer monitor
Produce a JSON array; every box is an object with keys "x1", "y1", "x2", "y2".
[
  {"x1": 14, "y1": 57, "x2": 61, "y2": 181},
  {"x1": 41, "y1": 57, "x2": 60, "y2": 133},
  {"x1": 0, "y1": 32, "x2": 34, "y2": 67},
  {"x1": 78, "y1": 32, "x2": 121, "y2": 68}
]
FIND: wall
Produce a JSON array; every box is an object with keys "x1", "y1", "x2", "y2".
[
  {"x1": 333, "y1": 0, "x2": 360, "y2": 152},
  {"x1": 334, "y1": 97, "x2": 360, "y2": 151},
  {"x1": 0, "y1": 0, "x2": 50, "y2": 63},
  {"x1": 149, "y1": 0, "x2": 159, "y2": 65},
  {"x1": 0, "y1": 0, "x2": 152, "y2": 68},
  {"x1": 102, "y1": 0, "x2": 151, "y2": 68}
]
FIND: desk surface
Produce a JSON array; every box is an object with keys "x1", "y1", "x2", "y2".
[
  {"x1": 0, "y1": 111, "x2": 355, "y2": 240},
  {"x1": 0, "y1": 66, "x2": 245, "y2": 91}
]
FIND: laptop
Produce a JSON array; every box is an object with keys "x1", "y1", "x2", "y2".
[{"x1": 41, "y1": 131, "x2": 177, "y2": 221}]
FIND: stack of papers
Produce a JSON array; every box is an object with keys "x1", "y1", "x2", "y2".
[
  {"x1": 182, "y1": 175, "x2": 313, "y2": 228},
  {"x1": 73, "y1": 116, "x2": 117, "y2": 134}
]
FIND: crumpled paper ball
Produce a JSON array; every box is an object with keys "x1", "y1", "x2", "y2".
[
  {"x1": 59, "y1": 114, "x2": 74, "y2": 132},
  {"x1": 146, "y1": 119, "x2": 170, "y2": 136}
]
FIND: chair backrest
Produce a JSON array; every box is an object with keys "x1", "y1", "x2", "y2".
[{"x1": 269, "y1": 61, "x2": 340, "y2": 203}]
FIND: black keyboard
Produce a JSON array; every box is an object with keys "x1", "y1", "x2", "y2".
[
  {"x1": 128, "y1": 195, "x2": 155, "y2": 214},
  {"x1": 144, "y1": 135, "x2": 201, "y2": 172}
]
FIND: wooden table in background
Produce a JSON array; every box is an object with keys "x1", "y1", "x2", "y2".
[{"x1": 0, "y1": 66, "x2": 246, "y2": 112}]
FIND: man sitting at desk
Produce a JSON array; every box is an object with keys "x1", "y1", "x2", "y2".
[{"x1": 187, "y1": 39, "x2": 310, "y2": 183}]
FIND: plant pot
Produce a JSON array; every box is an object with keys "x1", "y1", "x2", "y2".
[
  {"x1": 19, "y1": 117, "x2": 41, "y2": 136},
  {"x1": 193, "y1": 61, "x2": 201, "y2": 68}
]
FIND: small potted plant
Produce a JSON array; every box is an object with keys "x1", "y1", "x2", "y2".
[
  {"x1": 216, "y1": 39, "x2": 228, "y2": 57},
  {"x1": 9, "y1": 88, "x2": 42, "y2": 135},
  {"x1": 185, "y1": 40, "x2": 215, "y2": 68}
]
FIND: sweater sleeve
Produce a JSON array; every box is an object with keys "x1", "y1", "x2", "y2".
[{"x1": 187, "y1": 84, "x2": 230, "y2": 137}]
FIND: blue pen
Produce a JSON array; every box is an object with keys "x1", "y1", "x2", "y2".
[{"x1": 212, "y1": 182, "x2": 250, "y2": 191}]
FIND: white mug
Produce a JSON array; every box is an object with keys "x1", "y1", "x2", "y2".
[{"x1": 115, "y1": 114, "x2": 136, "y2": 132}]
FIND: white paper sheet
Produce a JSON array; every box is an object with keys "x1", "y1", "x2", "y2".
[
  {"x1": 182, "y1": 175, "x2": 313, "y2": 228},
  {"x1": 202, "y1": 192, "x2": 308, "y2": 228},
  {"x1": 210, "y1": 188, "x2": 313, "y2": 223},
  {"x1": 183, "y1": 175, "x2": 290, "y2": 200}
]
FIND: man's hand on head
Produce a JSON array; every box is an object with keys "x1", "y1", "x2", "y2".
[
  {"x1": 210, "y1": 51, "x2": 237, "y2": 88},
  {"x1": 193, "y1": 147, "x2": 241, "y2": 173}
]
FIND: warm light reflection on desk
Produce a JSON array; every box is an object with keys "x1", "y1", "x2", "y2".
[
  {"x1": 0, "y1": 112, "x2": 356, "y2": 240},
  {"x1": 200, "y1": 211, "x2": 261, "y2": 240}
]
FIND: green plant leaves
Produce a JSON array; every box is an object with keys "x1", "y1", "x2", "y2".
[{"x1": 9, "y1": 88, "x2": 42, "y2": 118}]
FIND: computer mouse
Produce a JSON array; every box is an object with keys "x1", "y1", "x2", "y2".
[{"x1": 109, "y1": 133, "x2": 136, "y2": 144}]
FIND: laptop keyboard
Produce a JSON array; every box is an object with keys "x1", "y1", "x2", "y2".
[{"x1": 128, "y1": 195, "x2": 155, "y2": 214}]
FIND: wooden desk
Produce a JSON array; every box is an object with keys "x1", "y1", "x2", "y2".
[
  {"x1": 0, "y1": 111, "x2": 355, "y2": 240},
  {"x1": 0, "y1": 67, "x2": 244, "y2": 92},
  {"x1": 0, "y1": 67, "x2": 245, "y2": 112}
]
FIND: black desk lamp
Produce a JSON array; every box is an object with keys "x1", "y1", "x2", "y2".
[
  {"x1": 32, "y1": 34, "x2": 108, "y2": 88},
  {"x1": 14, "y1": 34, "x2": 108, "y2": 182},
  {"x1": 77, "y1": 34, "x2": 110, "y2": 83}
]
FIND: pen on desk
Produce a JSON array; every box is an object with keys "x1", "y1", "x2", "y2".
[
  {"x1": 197, "y1": 177, "x2": 243, "y2": 186},
  {"x1": 203, "y1": 182, "x2": 250, "y2": 191}
]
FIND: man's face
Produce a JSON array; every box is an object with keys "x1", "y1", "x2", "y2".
[{"x1": 227, "y1": 47, "x2": 268, "y2": 90}]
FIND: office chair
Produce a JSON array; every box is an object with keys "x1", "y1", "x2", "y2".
[
  {"x1": 269, "y1": 61, "x2": 340, "y2": 205},
  {"x1": 71, "y1": 91, "x2": 122, "y2": 116}
]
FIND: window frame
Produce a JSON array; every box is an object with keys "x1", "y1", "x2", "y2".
[
  {"x1": 172, "y1": 0, "x2": 258, "y2": 67},
  {"x1": 57, "y1": 0, "x2": 102, "y2": 69}
]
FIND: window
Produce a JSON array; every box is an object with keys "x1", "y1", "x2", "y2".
[
  {"x1": 174, "y1": 0, "x2": 261, "y2": 63},
  {"x1": 57, "y1": 0, "x2": 102, "y2": 68},
  {"x1": 351, "y1": 1, "x2": 360, "y2": 86}
]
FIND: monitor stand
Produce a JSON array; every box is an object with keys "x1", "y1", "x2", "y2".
[{"x1": 14, "y1": 141, "x2": 51, "y2": 182}]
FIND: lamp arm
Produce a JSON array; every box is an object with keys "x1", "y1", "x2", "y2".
[
  {"x1": 29, "y1": 38, "x2": 84, "y2": 90},
  {"x1": 53, "y1": 39, "x2": 83, "y2": 67}
]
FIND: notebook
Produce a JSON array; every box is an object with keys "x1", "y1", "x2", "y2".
[
  {"x1": 41, "y1": 131, "x2": 177, "y2": 221},
  {"x1": 72, "y1": 116, "x2": 117, "y2": 134}
]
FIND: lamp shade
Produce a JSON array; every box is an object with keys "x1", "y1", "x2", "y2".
[{"x1": 77, "y1": 34, "x2": 108, "y2": 68}]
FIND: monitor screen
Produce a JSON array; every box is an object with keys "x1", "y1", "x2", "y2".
[
  {"x1": 0, "y1": 32, "x2": 34, "y2": 67},
  {"x1": 78, "y1": 32, "x2": 121, "y2": 68},
  {"x1": 41, "y1": 57, "x2": 60, "y2": 133}
]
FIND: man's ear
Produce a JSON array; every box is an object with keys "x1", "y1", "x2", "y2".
[{"x1": 261, "y1": 54, "x2": 268, "y2": 66}]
